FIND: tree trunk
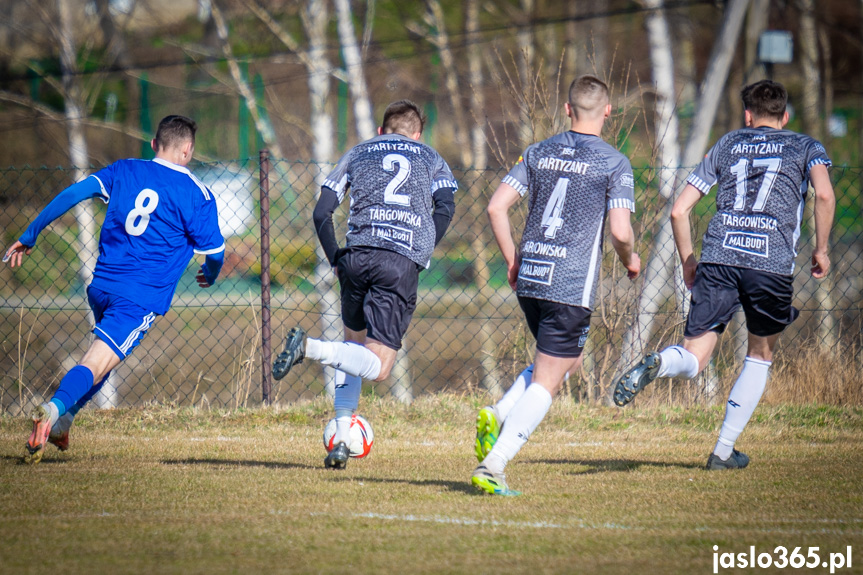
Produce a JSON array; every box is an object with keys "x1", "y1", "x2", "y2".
[
  {"x1": 798, "y1": 0, "x2": 836, "y2": 351},
  {"x1": 335, "y1": 0, "x2": 411, "y2": 402},
  {"x1": 744, "y1": 0, "x2": 770, "y2": 84},
  {"x1": 57, "y1": 0, "x2": 110, "y2": 406},
  {"x1": 304, "y1": 0, "x2": 341, "y2": 398},
  {"x1": 617, "y1": 0, "x2": 682, "y2": 386},
  {"x1": 616, "y1": 0, "x2": 750, "y2": 404},
  {"x1": 466, "y1": 0, "x2": 503, "y2": 396},
  {"x1": 334, "y1": 0, "x2": 375, "y2": 141},
  {"x1": 210, "y1": 1, "x2": 285, "y2": 159},
  {"x1": 517, "y1": 0, "x2": 535, "y2": 148}
]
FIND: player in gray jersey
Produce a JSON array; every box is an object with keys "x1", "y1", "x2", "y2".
[
  {"x1": 613, "y1": 80, "x2": 836, "y2": 470},
  {"x1": 272, "y1": 100, "x2": 457, "y2": 469},
  {"x1": 471, "y1": 75, "x2": 641, "y2": 495}
]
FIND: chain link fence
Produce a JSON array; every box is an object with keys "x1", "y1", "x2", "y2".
[{"x1": 2, "y1": 158, "x2": 861, "y2": 413}]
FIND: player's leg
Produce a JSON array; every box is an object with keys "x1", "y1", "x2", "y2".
[
  {"x1": 473, "y1": 353, "x2": 580, "y2": 496},
  {"x1": 473, "y1": 301, "x2": 589, "y2": 495},
  {"x1": 48, "y1": 371, "x2": 111, "y2": 452},
  {"x1": 26, "y1": 288, "x2": 154, "y2": 464},
  {"x1": 707, "y1": 269, "x2": 795, "y2": 470},
  {"x1": 320, "y1": 248, "x2": 415, "y2": 468},
  {"x1": 26, "y1": 340, "x2": 120, "y2": 464},
  {"x1": 613, "y1": 263, "x2": 739, "y2": 406},
  {"x1": 474, "y1": 364, "x2": 534, "y2": 461}
]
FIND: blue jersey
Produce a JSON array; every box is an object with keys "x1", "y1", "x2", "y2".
[{"x1": 88, "y1": 158, "x2": 224, "y2": 314}]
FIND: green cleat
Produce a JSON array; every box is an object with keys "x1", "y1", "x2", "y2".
[
  {"x1": 474, "y1": 406, "x2": 501, "y2": 462},
  {"x1": 471, "y1": 465, "x2": 520, "y2": 496}
]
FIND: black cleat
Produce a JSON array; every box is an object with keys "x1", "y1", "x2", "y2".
[
  {"x1": 324, "y1": 442, "x2": 350, "y2": 469},
  {"x1": 272, "y1": 327, "x2": 306, "y2": 380},
  {"x1": 613, "y1": 352, "x2": 662, "y2": 406},
  {"x1": 706, "y1": 449, "x2": 750, "y2": 470}
]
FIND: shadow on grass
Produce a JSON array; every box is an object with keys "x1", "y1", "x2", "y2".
[
  {"x1": 1, "y1": 453, "x2": 69, "y2": 465},
  {"x1": 529, "y1": 458, "x2": 703, "y2": 474},
  {"x1": 327, "y1": 475, "x2": 476, "y2": 495},
  {"x1": 161, "y1": 458, "x2": 318, "y2": 471}
]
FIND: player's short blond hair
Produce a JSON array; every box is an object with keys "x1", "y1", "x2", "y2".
[
  {"x1": 382, "y1": 100, "x2": 425, "y2": 136},
  {"x1": 568, "y1": 75, "x2": 609, "y2": 120}
]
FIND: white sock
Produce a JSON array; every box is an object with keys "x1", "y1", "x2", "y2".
[
  {"x1": 42, "y1": 402, "x2": 60, "y2": 427},
  {"x1": 305, "y1": 339, "x2": 382, "y2": 380},
  {"x1": 334, "y1": 415, "x2": 353, "y2": 445},
  {"x1": 657, "y1": 345, "x2": 699, "y2": 378},
  {"x1": 713, "y1": 357, "x2": 770, "y2": 460},
  {"x1": 495, "y1": 365, "x2": 533, "y2": 422},
  {"x1": 483, "y1": 384, "x2": 553, "y2": 474},
  {"x1": 333, "y1": 370, "x2": 362, "y2": 444}
]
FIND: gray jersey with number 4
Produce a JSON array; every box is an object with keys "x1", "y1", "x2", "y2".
[
  {"x1": 504, "y1": 131, "x2": 635, "y2": 309},
  {"x1": 323, "y1": 133, "x2": 457, "y2": 268},
  {"x1": 687, "y1": 127, "x2": 831, "y2": 276}
]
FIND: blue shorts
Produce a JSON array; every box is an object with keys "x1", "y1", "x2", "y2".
[{"x1": 88, "y1": 286, "x2": 158, "y2": 359}]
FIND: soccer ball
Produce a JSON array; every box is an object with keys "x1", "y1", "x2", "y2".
[{"x1": 322, "y1": 414, "x2": 374, "y2": 458}]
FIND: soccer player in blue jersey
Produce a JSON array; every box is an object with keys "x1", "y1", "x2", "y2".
[
  {"x1": 472, "y1": 75, "x2": 641, "y2": 495},
  {"x1": 271, "y1": 100, "x2": 457, "y2": 469},
  {"x1": 613, "y1": 80, "x2": 836, "y2": 470},
  {"x1": 4, "y1": 115, "x2": 225, "y2": 464}
]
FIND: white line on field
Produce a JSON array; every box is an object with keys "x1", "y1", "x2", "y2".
[{"x1": 305, "y1": 512, "x2": 863, "y2": 537}]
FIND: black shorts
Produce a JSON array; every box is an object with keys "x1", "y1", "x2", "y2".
[
  {"x1": 336, "y1": 247, "x2": 419, "y2": 350},
  {"x1": 684, "y1": 262, "x2": 798, "y2": 338},
  {"x1": 517, "y1": 296, "x2": 591, "y2": 358}
]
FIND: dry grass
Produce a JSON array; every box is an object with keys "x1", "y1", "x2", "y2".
[{"x1": 1, "y1": 396, "x2": 861, "y2": 574}]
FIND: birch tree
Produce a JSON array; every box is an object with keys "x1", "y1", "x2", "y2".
[
  {"x1": 210, "y1": 0, "x2": 285, "y2": 159},
  {"x1": 798, "y1": 0, "x2": 837, "y2": 350},
  {"x1": 466, "y1": 0, "x2": 503, "y2": 395},
  {"x1": 616, "y1": 0, "x2": 750, "y2": 401},
  {"x1": 335, "y1": 0, "x2": 412, "y2": 403},
  {"x1": 54, "y1": 0, "x2": 115, "y2": 406}
]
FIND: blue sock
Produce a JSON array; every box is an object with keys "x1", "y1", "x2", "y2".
[
  {"x1": 50, "y1": 366, "x2": 95, "y2": 417},
  {"x1": 68, "y1": 372, "x2": 110, "y2": 417}
]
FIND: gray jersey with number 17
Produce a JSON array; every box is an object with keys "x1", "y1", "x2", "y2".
[
  {"x1": 504, "y1": 131, "x2": 636, "y2": 309},
  {"x1": 323, "y1": 133, "x2": 457, "y2": 268},
  {"x1": 687, "y1": 127, "x2": 831, "y2": 275}
]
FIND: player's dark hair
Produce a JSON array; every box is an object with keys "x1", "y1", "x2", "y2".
[
  {"x1": 741, "y1": 80, "x2": 787, "y2": 121},
  {"x1": 382, "y1": 100, "x2": 425, "y2": 136},
  {"x1": 568, "y1": 75, "x2": 609, "y2": 120},
  {"x1": 153, "y1": 115, "x2": 197, "y2": 152}
]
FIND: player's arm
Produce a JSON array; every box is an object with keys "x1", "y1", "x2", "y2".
[
  {"x1": 670, "y1": 183, "x2": 704, "y2": 289},
  {"x1": 608, "y1": 208, "x2": 640, "y2": 279},
  {"x1": 487, "y1": 181, "x2": 522, "y2": 290},
  {"x1": 432, "y1": 188, "x2": 455, "y2": 247},
  {"x1": 809, "y1": 163, "x2": 835, "y2": 278},
  {"x1": 195, "y1": 251, "x2": 224, "y2": 288},
  {"x1": 313, "y1": 187, "x2": 341, "y2": 266},
  {"x1": 4, "y1": 177, "x2": 105, "y2": 268}
]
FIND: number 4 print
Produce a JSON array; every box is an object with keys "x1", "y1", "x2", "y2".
[
  {"x1": 729, "y1": 157, "x2": 782, "y2": 212},
  {"x1": 541, "y1": 177, "x2": 569, "y2": 239}
]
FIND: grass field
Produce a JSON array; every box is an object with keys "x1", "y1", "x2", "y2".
[{"x1": 1, "y1": 396, "x2": 861, "y2": 574}]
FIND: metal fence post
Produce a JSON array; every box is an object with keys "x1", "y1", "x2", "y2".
[{"x1": 259, "y1": 150, "x2": 272, "y2": 405}]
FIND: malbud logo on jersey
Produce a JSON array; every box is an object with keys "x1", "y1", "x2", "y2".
[{"x1": 619, "y1": 174, "x2": 635, "y2": 189}]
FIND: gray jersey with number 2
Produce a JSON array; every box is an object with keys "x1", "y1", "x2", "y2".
[{"x1": 324, "y1": 133, "x2": 457, "y2": 268}]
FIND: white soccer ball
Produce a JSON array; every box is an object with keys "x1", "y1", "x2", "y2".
[{"x1": 323, "y1": 414, "x2": 374, "y2": 458}]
